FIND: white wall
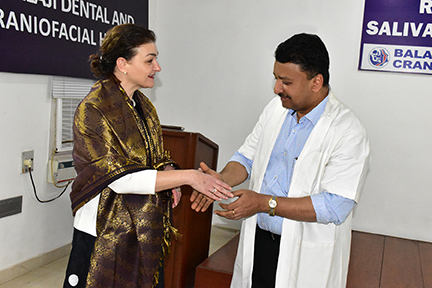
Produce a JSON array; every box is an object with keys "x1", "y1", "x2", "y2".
[
  {"x1": 0, "y1": 73, "x2": 74, "y2": 272},
  {"x1": 1, "y1": 0, "x2": 431, "y2": 273},
  {"x1": 149, "y1": 0, "x2": 432, "y2": 241}
]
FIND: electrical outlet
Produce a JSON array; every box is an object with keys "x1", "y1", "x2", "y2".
[{"x1": 22, "y1": 150, "x2": 34, "y2": 173}]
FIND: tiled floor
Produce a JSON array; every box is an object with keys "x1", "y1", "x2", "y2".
[{"x1": 0, "y1": 225, "x2": 239, "y2": 288}]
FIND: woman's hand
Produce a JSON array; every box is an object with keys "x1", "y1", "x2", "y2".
[
  {"x1": 189, "y1": 169, "x2": 233, "y2": 201},
  {"x1": 172, "y1": 187, "x2": 181, "y2": 208},
  {"x1": 190, "y1": 162, "x2": 222, "y2": 212},
  {"x1": 156, "y1": 163, "x2": 233, "y2": 204}
]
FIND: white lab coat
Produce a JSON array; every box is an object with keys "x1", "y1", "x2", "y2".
[{"x1": 231, "y1": 91, "x2": 370, "y2": 288}]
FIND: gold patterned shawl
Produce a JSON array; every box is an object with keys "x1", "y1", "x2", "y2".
[{"x1": 70, "y1": 77, "x2": 176, "y2": 288}]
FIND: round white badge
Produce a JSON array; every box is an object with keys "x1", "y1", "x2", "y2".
[{"x1": 68, "y1": 274, "x2": 79, "y2": 286}]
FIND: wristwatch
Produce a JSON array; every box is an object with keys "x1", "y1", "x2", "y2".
[{"x1": 268, "y1": 196, "x2": 278, "y2": 217}]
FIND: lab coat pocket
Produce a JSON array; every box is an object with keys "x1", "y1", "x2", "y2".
[{"x1": 296, "y1": 239, "x2": 335, "y2": 287}]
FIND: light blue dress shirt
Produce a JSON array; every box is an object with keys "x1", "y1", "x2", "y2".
[{"x1": 229, "y1": 96, "x2": 356, "y2": 235}]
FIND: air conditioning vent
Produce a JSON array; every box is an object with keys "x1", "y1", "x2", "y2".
[{"x1": 51, "y1": 76, "x2": 95, "y2": 152}]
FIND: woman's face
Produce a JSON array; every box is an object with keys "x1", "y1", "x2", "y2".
[{"x1": 124, "y1": 42, "x2": 161, "y2": 90}]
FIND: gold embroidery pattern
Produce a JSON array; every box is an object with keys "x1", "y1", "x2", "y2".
[{"x1": 71, "y1": 78, "x2": 177, "y2": 287}]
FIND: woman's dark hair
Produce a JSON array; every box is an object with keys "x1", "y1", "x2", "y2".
[
  {"x1": 275, "y1": 33, "x2": 330, "y2": 86},
  {"x1": 89, "y1": 24, "x2": 156, "y2": 79}
]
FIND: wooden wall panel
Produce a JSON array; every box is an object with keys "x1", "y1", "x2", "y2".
[{"x1": 347, "y1": 231, "x2": 385, "y2": 288}]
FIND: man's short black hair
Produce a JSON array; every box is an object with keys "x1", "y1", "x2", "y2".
[{"x1": 275, "y1": 33, "x2": 330, "y2": 86}]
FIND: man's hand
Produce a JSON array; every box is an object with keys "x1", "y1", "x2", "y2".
[
  {"x1": 215, "y1": 190, "x2": 317, "y2": 222},
  {"x1": 190, "y1": 191, "x2": 213, "y2": 212},
  {"x1": 200, "y1": 162, "x2": 223, "y2": 181},
  {"x1": 215, "y1": 189, "x2": 267, "y2": 220}
]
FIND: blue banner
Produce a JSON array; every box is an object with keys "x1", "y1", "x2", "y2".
[
  {"x1": 0, "y1": 0, "x2": 148, "y2": 79},
  {"x1": 359, "y1": 0, "x2": 432, "y2": 75}
]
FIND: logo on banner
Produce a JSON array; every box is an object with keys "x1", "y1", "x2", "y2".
[
  {"x1": 359, "y1": 0, "x2": 432, "y2": 75},
  {"x1": 368, "y1": 47, "x2": 390, "y2": 68}
]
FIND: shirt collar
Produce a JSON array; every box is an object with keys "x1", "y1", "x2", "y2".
[{"x1": 288, "y1": 91, "x2": 329, "y2": 126}]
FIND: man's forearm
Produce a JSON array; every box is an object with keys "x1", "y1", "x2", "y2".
[
  {"x1": 273, "y1": 196, "x2": 317, "y2": 222},
  {"x1": 220, "y1": 161, "x2": 249, "y2": 187}
]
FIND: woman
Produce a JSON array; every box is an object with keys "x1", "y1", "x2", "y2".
[{"x1": 63, "y1": 24, "x2": 232, "y2": 288}]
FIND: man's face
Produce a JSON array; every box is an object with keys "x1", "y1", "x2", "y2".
[{"x1": 273, "y1": 61, "x2": 319, "y2": 118}]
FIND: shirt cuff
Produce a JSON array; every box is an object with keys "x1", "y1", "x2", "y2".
[
  {"x1": 311, "y1": 191, "x2": 356, "y2": 225},
  {"x1": 108, "y1": 169, "x2": 157, "y2": 194},
  {"x1": 73, "y1": 195, "x2": 99, "y2": 237}
]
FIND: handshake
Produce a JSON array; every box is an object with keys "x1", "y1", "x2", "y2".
[
  {"x1": 167, "y1": 161, "x2": 259, "y2": 220},
  {"x1": 189, "y1": 162, "x2": 231, "y2": 212},
  {"x1": 187, "y1": 162, "x2": 260, "y2": 221}
]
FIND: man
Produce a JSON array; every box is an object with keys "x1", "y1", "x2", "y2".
[{"x1": 191, "y1": 33, "x2": 370, "y2": 287}]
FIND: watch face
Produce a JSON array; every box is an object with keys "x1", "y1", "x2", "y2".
[{"x1": 269, "y1": 199, "x2": 277, "y2": 208}]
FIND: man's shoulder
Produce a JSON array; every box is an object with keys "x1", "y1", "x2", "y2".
[
  {"x1": 323, "y1": 92, "x2": 366, "y2": 133},
  {"x1": 330, "y1": 106, "x2": 367, "y2": 138}
]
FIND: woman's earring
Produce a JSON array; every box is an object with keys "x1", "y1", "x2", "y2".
[{"x1": 123, "y1": 71, "x2": 127, "y2": 75}]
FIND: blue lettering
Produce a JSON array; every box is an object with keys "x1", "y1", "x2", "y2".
[
  {"x1": 424, "y1": 62, "x2": 432, "y2": 70},
  {"x1": 424, "y1": 51, "x2": 432, "y2": 59},
  {"x1": 393, "y1": 60, "x2": 402, "y2": 68},
  {"x1": 403, "y1": 60, "x2": 413, "y2": 68},
  {"x1": 394, "y1": 60, "x2": 432, "y2": 70},
  {"x1": 404, "y1": 50, "x2": 414, "y2": 58},
  {"x1": 394, "y1": 49, "x2": 403, "y2": 57},
  {"x1": 414, "y1": 50, "x2": 424, "y2": 58},
  {"x1": 413, "y1": 61, "x2": 423, "y2": 69}
]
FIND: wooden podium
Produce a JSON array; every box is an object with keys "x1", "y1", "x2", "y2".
[{"x1": 162, "y1": 127, "x2": 219, "y2": 288}]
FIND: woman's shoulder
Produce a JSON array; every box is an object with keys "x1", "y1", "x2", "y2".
[{"x1": 81, "y1": 79, "x2": 121, "y2": 106}]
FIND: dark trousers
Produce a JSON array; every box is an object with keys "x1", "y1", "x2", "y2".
[
  {"x1": 63, "y1": 228, "x2": 165, "y2": 288},
  {"x1": 63, "y1": 229, "x2": 96, "y2": 288},
  {"x1": 251, "y1": 226, "x2": 281, "y2": 288}
]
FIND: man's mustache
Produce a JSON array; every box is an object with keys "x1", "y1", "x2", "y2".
[{"x1": 278, "y1": 93, "x2": 291, "y2": 99}]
